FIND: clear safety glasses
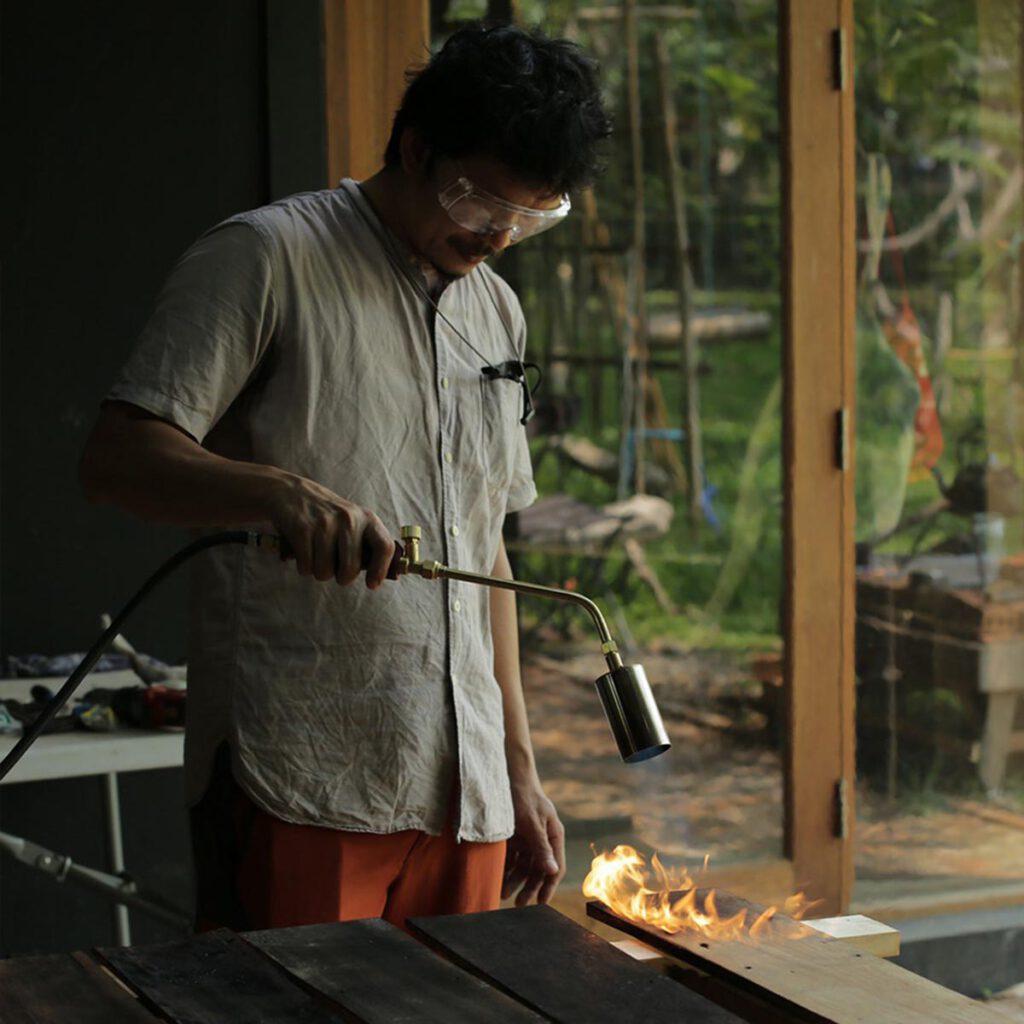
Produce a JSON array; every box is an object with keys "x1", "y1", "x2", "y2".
[{"x1": 437, "y1": 175, "x2": 571, "y2": 244}]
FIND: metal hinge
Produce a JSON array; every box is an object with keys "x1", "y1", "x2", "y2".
[
  {"x1": 831, "y1": 28, "x2": 847, "y2": 91},
  {"x1": 834, "y1": 407, "x2": 850, "y2": 471},
  {"x1": 834, "y1": 778, "x2": 849, "y2": 839}
]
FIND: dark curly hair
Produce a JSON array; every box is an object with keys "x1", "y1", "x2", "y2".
[{"x1": 384, "y1": 24, "x2": 611, "y2": 195}]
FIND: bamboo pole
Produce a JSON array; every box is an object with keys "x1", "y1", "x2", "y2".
[
  {"x1": 654, "y1": 32, "x2": 704, "y2": 526},
  {"x1": 623, "y1": 0, "x2": 648, "y2": 494}
]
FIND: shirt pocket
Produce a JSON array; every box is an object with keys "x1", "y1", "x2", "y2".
[{"x1": 477, "y1": 376, "x2": 521, "y2": 496}]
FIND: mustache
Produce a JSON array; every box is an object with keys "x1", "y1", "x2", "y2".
[{"x1": 450, "y1": 237, "x2": 494, "y2": 260}]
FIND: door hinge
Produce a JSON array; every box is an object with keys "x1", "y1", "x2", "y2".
[
  {"x1": 833, "y1": 778, "x2": 849, "y2": 839},
  {"x1": 831, "y1": 28, "x2": 847, "y2": 91},
  {"x1": 834, "y1": 407, "x2": 850, "y2": 471}
]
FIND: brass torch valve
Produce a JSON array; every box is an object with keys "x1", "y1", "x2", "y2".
[{"x1": 396, "y1": 524, "x2": 445, "y2": 580}]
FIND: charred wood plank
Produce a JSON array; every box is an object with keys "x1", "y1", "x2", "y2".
[
  {"x1": 588, "y1": 898, "x2": 1006, "y2": 1024},
  {"x1": 247, "y1": 918, "x2": 544, "y2": 1023},
  {"x1": 98, "y1": 928, "x2": 346, "y2": 1024},
  {"x1": 0, "y1": 951, "x2": 159, "y2": 1024},
  {"x1": 410, "y1": 904, "x2": 742, "y2": 1024}
]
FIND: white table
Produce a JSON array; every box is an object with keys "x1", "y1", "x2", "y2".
[{"x1": 0, "y1": 670, "x2": 185, "y2": 944}]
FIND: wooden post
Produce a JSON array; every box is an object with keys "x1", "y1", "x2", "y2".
[
  {"x1": 654, "y1": 32, "x2": 704, "y2": 526},
  {"x1": 323, "y1": 0, "x2": 430, "y2": 185},
  {"x1": 623, "y1": 0, "x2": 649, "y2": 495},
  {"x1": 780, "y1": 0, "x2": 857, "y2": 914}
]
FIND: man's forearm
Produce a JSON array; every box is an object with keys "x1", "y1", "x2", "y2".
[
  {"x1": 490, "y1": 537, "x2": 539, "y2": 788},
  {"x1": 80, "y1": 402, "x2": 290, "y2": 528}
]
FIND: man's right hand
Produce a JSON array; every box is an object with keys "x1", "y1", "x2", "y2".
[{"x1": 266, "y1": 476, "x2": 396, "y2": 589}]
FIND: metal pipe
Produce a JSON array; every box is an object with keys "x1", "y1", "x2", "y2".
[
  {"x1": 103, "y1": 771, "x2": 131, "y2": 946},
  {"x1": 438, "y1": 565, "x2": 624, "y2": 672}
]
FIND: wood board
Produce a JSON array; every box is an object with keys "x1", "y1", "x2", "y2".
[
  {"x1": 0, "y1": 951, "x2": 159, "y2": 1024},
  {"x1": 98, "y1": 928, "x2": 347, "y2": 1024},
  {"x1": 410, "y1": 903, "x2": 743, "y2": 1024},
  {"x1": 248, "y1": 917, "x2": 544, "y2": 1023},
  {"x1": 588, "y1": 898, "x2": 1007, "y2": 1024}
]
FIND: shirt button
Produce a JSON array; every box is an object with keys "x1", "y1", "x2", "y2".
[
  {"x1": 444, "y1": 451, "x2": 453, "y2": 464},
  {"x1": 450, "y1": 524, "x2": 460, "y2": 537},
  {"x1": 453, "y1": 599, "x2": 462, "y2": 613},
  {"x1": 441, "y1": 377, "x2": 450, "y2": 389}
]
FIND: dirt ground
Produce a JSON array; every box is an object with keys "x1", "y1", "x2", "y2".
[
  {"x1": 523, "y1": 645, "x2": 785, "y2": 880},
  {"x1": 522, "y1": 645, "x2": 1024, "y2": 894}
]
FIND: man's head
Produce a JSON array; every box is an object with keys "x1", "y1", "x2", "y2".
[{"x1": 382, "y1": 24, "x2": 611, "y2": 277}]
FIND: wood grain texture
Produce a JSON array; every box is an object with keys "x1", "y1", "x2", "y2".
[
  {"x1": 247, "y1": 917, "x2": 545, "y2": 1023},
  {"x1": 410, "y1": 904, "x2": 743, "y2": 1024},
  {"x1": 98, "y1": 928, "x2": 347, "y2": 1024},
  {"x1": 588, "y1": 899, "x2": 1006, "y2": 1024},
  {"x1": 0, "y1": 951, "x2": 158, "y2": 1024},
  {"x1": 780, "y1": 0, "x2": 857, "y2": 914},
  {"x1": 324, "y1": 0, "x2": 429, "y2": 184}
]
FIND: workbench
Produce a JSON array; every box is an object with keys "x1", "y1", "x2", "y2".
[
  {"x1": 0, "y1": 904, "x2": 1003, "y2": 1024},
  {"x1": 856, "y1": 554, "x2": 1024, "y2": 793},
  {"x1": 0, "y1": 671, "x2": 184, "y2": 946}
]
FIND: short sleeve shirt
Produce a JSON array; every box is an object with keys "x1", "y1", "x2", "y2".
[{"x1": 106, "y1": 181, "x2": 536, "y2": 842}]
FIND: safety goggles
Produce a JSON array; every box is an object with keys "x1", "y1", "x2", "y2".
[{"x1": 437, "y1": 175, "x2": 571, "y2": 244}]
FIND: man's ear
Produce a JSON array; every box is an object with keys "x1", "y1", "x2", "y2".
[{"x1": 399, "y1": 126, "x2": 432, "y2": 181}]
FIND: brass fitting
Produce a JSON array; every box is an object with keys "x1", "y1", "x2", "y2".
[{"x1": 397, "y1": 524, "x2": 417, "y2": 565}]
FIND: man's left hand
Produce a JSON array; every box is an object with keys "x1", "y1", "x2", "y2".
[{"x1": 502, "y1": 781, "x2": 566, "y2": 906}]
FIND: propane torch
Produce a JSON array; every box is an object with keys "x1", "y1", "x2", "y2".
[{"x1": 394, "y1": 525, "x2": 670, "y2": 764}]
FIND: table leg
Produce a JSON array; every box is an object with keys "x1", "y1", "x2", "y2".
[
  {"x1": 103, "y1": 771, "x2": 131, "y2": 946},
  {"x1": 979, "y1": 692, "x2": 1017, "y2": 795}
]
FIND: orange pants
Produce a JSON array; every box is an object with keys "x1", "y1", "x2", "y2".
[{"x1": 191, "y1": 747, "x2": 506, "y2": 932}]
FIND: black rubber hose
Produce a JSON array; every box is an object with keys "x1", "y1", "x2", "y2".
[{"x1": 0, "y1": 530, "x2": 253, "y2": 783}]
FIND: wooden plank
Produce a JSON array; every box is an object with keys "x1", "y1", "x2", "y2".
[
  {"x1": 588, "y1": 899, "x2": 1006, "y2": 1024},
  {"x1": 780, "y1": 0, "x2": 857, "y2": 914},
  {"x1": 98, "y1": 929, "x2": 346, "y2": 1024},
  {"x1": 804, "y1": 915, "x2": 900, "y2": 957},
  {"x1": 247, "y1": 918, "x2": 544, "y2": 1024},
  {"x1": 410, "y1": 904, "x2": 743, "y2": 1024},
  {"x1": 615, "y1": 914, "x2": 900, "y2": 960},
  {"x1": 0, "y1": 951, "x2": 159, "y2": 1024}
]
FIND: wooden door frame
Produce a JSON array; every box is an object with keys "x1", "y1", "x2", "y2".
[
  {"x1": 780, "y1": 0, "x2": 857, "y2": 914},
  {"x1": 323, "y1": 0, "x2": 430, "y2": 185}
]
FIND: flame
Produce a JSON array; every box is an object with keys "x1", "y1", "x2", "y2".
[{"x1": 583, "y1": 845, "x2": 821, "y2": 944}]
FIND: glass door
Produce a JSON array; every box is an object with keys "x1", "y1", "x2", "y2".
[{"x1": 853, "y1": 0, "x2": 1024, "y2": 915}]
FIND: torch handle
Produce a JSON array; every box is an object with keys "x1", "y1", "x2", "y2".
[{"x1": 255, "y1": 534, "x2": 404, "y2": 580}]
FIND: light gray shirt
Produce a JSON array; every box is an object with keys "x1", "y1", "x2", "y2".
[{"x1": 107, "y1": 181, "x2": 536, "y2": 842}]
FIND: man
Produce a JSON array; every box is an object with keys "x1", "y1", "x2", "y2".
[{"x1": 79, "y1": 24, "x2": 611, "y2": 930}]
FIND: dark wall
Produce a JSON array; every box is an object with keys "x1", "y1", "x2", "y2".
[
  {"x1": 3, "y1": 1, "x2": 269, "y2": 660},
  {"x1": 1, "y1": 0, "x2": 326, "y2": 954}
]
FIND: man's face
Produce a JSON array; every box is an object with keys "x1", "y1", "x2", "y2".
[{"x1": 405, "y1": 151, "x2": 565, "y2": 278}]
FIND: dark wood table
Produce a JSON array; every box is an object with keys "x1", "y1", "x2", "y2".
[{"x1": 2, "y1": 905, "x2": 740, "y2": 1024}]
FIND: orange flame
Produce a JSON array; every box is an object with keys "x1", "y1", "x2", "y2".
[{"x1": 583, "y1": 845, "x2": 820, "y2": 944}]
